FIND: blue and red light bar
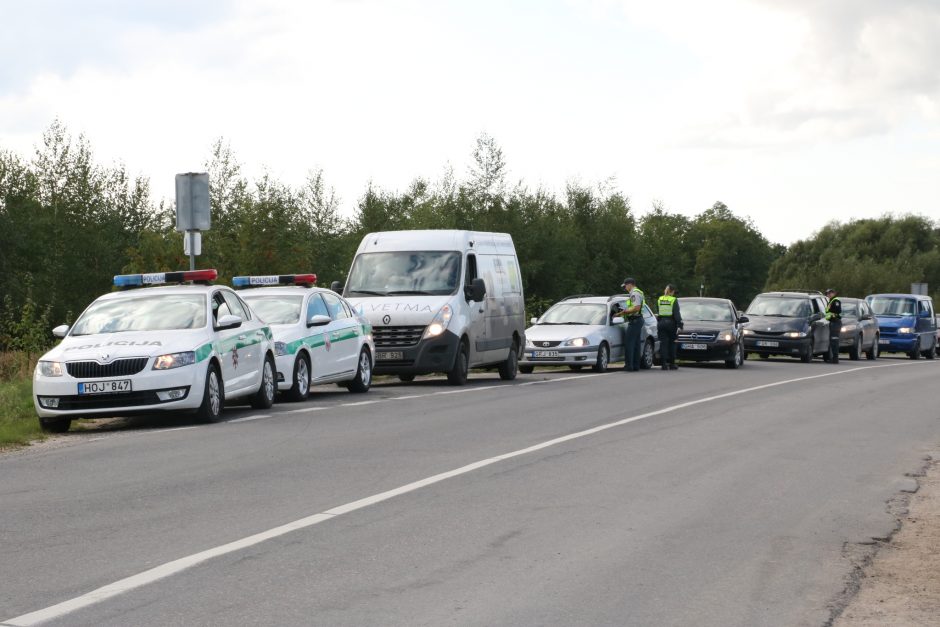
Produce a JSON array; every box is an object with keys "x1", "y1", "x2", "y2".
[
  {"x1": 232, "y1": 274, "x2": 318, "y2": 288},
  {"x1": 114, "y1": 269, "x2": 218, "y2": 288}
]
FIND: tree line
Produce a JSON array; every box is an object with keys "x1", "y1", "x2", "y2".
[{"x1": 1, "y1": 121, "x2": 937, "y2": 352}]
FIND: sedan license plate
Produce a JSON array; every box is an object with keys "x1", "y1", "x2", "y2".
[
  {"x1": 78, "y1": 379, "x2": 131, "y2": 395},
  {"x1": 532, "y1": 350, "x2": 560, "y2": 358},
  {"x1": 681, "y1": 343, "x2": 707, "y2": 350},
  {"x1": 756, "y1": 340, "x2": 779, "y2": 347},
  {"x1": 377, "y1": 351, "x2": 404, "y2": 360},
  {"x1": 879, "y1": 339, "x2": 890, "y2": 345}
]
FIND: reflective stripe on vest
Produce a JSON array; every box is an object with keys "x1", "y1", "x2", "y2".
[
  {"x1": 826, "y1": 296, "x2": 840, "y2": 320},
  {"x1": 658, "y1": 295, "x2": 676, "y2": 317}
]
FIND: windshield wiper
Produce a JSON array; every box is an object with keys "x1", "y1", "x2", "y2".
[
  {"x1": 348, "y1": 289, "x2": 387, "y2": 296},
  {"x1": 386, "y1": 290, "x2": 436, "y2": 296}
]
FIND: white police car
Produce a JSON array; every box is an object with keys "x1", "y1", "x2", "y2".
[
  {"x1": 234, "y1": 274, "x2": 375, "y2": 401},
  {"x1": 33, "y1": 269, "x2": 276, "y2": 432}
]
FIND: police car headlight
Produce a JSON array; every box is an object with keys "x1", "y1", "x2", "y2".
[
  {"x1": 742, "y1": 329, "x2": 754, "y2": 336},
  {"x1": 423, "y1": 304, "x2": 453, "y2": 339},
  {"x1": 152, "y1": 351, "x2": 196, "y2": 370},
  {"x1": 38, "y1": 361, "x2": 64, "y2": 377},
  {"x1": 274, "y1": 341, "x2": 288, "y2": 356},
  {"x1": 564, "y1": 337, "x2": 588, "y2": 347},
  {"x1": 898, "y1": 327, "x2": 915, "y2": 335}
]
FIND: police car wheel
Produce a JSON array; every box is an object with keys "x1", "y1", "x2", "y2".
[
  {"x1": 640, "y1": 339, "x2": 654, "y2": 369},
  {"x1": 592, "y1": 343, "x2": 609, "y2": 373},
  {"x1": 288, "y1": 353, "x2": 310, "y2": 402},
  {"x1": 347, "y1": 348, "x2": 373, "y2": 393},
  {"x1": 251, "y1": 356, "x2": 276, "y2": 409},
  {"x1": 196, "y1": 363, "x2": 224, "y2": 423},
  {"x1": 39, "y1": 417, "x2": 71, "y2": 433},
  {"x1": 447, "y1": 340, "x2": 469, "y2": 386},
  {"x1": 498, "y1": 340, "x2": 519, "y2": 380}
]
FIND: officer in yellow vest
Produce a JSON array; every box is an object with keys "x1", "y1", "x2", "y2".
[
  {"x1": 622, "y1": 278, "x2": 645, "y2": 371},
  {"x1": 657, "y1": 284, "x2": 683, "y2": 370},
  {"x1": 825, "y1": 288, "x2": 842, "y2": 364}
]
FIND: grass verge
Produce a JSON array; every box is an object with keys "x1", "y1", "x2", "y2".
[{"x1": 0, "y1": 377, "x2": 44, "y2": 447}]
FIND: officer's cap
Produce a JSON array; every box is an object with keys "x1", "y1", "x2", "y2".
[
  {"x1": 824, "y1": 287, "x2": 836, "y2": 294},
  {"x1": 622, "y1": 277, "x2": 636, "y2": 287}
]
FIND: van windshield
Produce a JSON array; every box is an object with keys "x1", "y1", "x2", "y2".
[
  {"x1": 346, "y1": 251, "x2": 461, "y2": 297},
  {"x1": 869, "y1": 297, "x2": 916, "y2": 317},
  {"x1": 746, "y1": 296, "x2": 811, "y2": 317}
]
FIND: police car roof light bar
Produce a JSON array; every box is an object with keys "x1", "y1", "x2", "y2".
[
  {"x1": 232, "y1": 274, "x2": 318, "y2": 289},
  {"x1": 113, "y1": 269, "x2": 218, "y2": 289}
]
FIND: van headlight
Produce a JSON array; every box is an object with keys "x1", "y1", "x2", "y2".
[
  {"x1": 564, "y1": 337, "x2": 588, "y2": 347},
  {"x1": 38, "y1": 361, "x2": 64, "y2": 377},
  {"x1": 898, "y1": 327, "x2": 914, "y2": 335},
  {"x1": 152, "y1": 351, "x2": 196, "y2": 370},
  {"x1": 423, "y1": 304, "x2": 454, "y2": 339}
]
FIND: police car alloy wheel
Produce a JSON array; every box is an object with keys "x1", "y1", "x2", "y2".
[
  {"x1": 197, "y1": 363, "x2": 224, "y2": 423},
  {"x1": 289, "y1": 354, "x2": 310, "y2": 401},
  {"x1": 346, "y1": 348, "x2": 373, "y2": 393},
  {"x1": 251, "y1": 356, "x2": 276, "y2": 409}
]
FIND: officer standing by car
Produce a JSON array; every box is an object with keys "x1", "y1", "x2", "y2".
[
  {"x1": 825, "y1": 287, "x2": 842, "y2": 364},
  {"x1": 622, "y1": 278, "x2": 645, "y2": 372},
  {"x1": 657, "y1": 284, "x2": 683, "y2": 370}
]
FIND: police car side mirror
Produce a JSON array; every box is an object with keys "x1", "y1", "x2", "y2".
[
  {"x1": 307, "y1": 314, "x2": 331, "y2": 327},
  {"x1": 52, "y1": 324, "x2": 70, "y2": 338},
  {"x1": 216, "y1": 314, "x2": 242, "y2": 330},
  {"x1": 465, "y1": 278, "x2": 486, "y2": 302},
  {"x1": 612, "y1": 316, "x2": 625, "y2": 325},
  {"x1": 330, "y1": 280, "x2": 343, "y2": 293}
]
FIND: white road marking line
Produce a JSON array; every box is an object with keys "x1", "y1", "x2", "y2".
[
  {"x1": 226, "y1": 415, "x2": 271, "y2": 424},
  {"x1": 342, "y1": 400, "x2": 381, "y2": 407},
  {"x1": 139, "y1": 426, "x2": 198, "y2": 435},
  {"x1": 286, "y1": 407, "x2": 328, "y2": 414},
  {"x1": 390, "y1": 394, "x2": 425, "y2": 400},
  {"x1": 7, "y1": 362, "x2": 919, "y2": 626}
]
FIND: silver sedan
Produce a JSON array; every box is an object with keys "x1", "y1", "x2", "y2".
[{"x1": 520, "y1": 296, "x2": 659, "y2": 373}]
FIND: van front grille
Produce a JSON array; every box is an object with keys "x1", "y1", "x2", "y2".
[{"x1": 373, "y1": 326, "x2": 426, "y2": 348}]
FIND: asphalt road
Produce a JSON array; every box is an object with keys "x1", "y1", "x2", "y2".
[{"x1": 2, "y1": 356, "x2": 939, "y2": 626}]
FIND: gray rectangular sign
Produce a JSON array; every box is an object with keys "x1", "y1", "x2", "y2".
[{"x1": 175, "y1": 172, "x2": 211, "y2": 232}]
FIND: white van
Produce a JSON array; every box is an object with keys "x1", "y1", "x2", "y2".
[{"x1": 336, "y1": 230, "x2": 526, "y2": 385}]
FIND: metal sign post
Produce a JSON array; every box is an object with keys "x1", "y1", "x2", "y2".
[{"x1": 175, "y1": 173, "x2": 210, "y2": 271}]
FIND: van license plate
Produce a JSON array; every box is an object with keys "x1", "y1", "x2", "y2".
[
  {"x1": 78, "y1": 380, "x2": 132, "y2": 395},
  {"x1": 681, "y1": 343, "x2": 707, "y2": 350},
  {"x1": 879, "y1": 339, "x2": 890, "y2": 345},
  {"x1": 377, "y1": 351, "x2": 403, "y2": 360},
  {"x1": 532, "y1": 350, "x2": 559, "y2": 358},
  {"x1": 756, "y1": 340, "x2": 779, "y2": 347}
]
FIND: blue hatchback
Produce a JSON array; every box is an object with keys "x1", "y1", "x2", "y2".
[{"x1": 866, "y1": 293, "x2": 937, "y2": 359}]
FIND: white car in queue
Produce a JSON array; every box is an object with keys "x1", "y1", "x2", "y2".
[
  {"x1": 233, "y1": 274, "x2": 375, "y2": 401},
  {"x1": 33, "y1": 269, "x2": 277, "y2": 432}
]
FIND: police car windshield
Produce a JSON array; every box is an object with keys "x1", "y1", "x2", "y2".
[
  {"x1": 240, "y1": 295, "x2": 303, "y2": 325},
  {"x1": 869, "y1": 297, "x2": 915, "y2": 317},
  {"x1": 681, "y1": 302, "x2": 733, "y2": 322},
  {"x1": 71, "y1": 295, "x2": 207, "y2": 335},
  {"x1": 540, "y1": 304, "x2": 607, "y2": 325},
  {"x1": 346, "y1": 251, "x2": 461, "y2": 297},
  {"x1": 746, "y1": 297, "x2": 811, "y2": 317}
]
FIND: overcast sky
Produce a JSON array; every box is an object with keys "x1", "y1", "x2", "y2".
[{"x1": 1, "y1": 0, "x2": 938, "y2": 244}]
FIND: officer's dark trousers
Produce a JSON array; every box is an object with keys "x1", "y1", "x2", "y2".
[
  {"x1": 624, "y1": 317, "x2": 644, "y2": 370},
  {"x1": 658, "y1": 318, "x2": 677, "y2": 367},
  {"x1": 829, "y1": 320, "x2": 841, "y2": 363}
]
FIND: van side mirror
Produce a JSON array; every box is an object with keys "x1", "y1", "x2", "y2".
[
  {"x1": 330, "y1": 280, "x2": 344, "y2": 293},
  {"x1": 465, "y1": 277, "x2": 486, "y2": 302},
  {"x1": 216, "y1": 314, "x2": 242, "y2": 330},
  {"x1": 52, "y1": 324, "x2": 70, "y2": 338},
  {"x1": 307, "y1": 314, "x2": 331, "y2": 327}
]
